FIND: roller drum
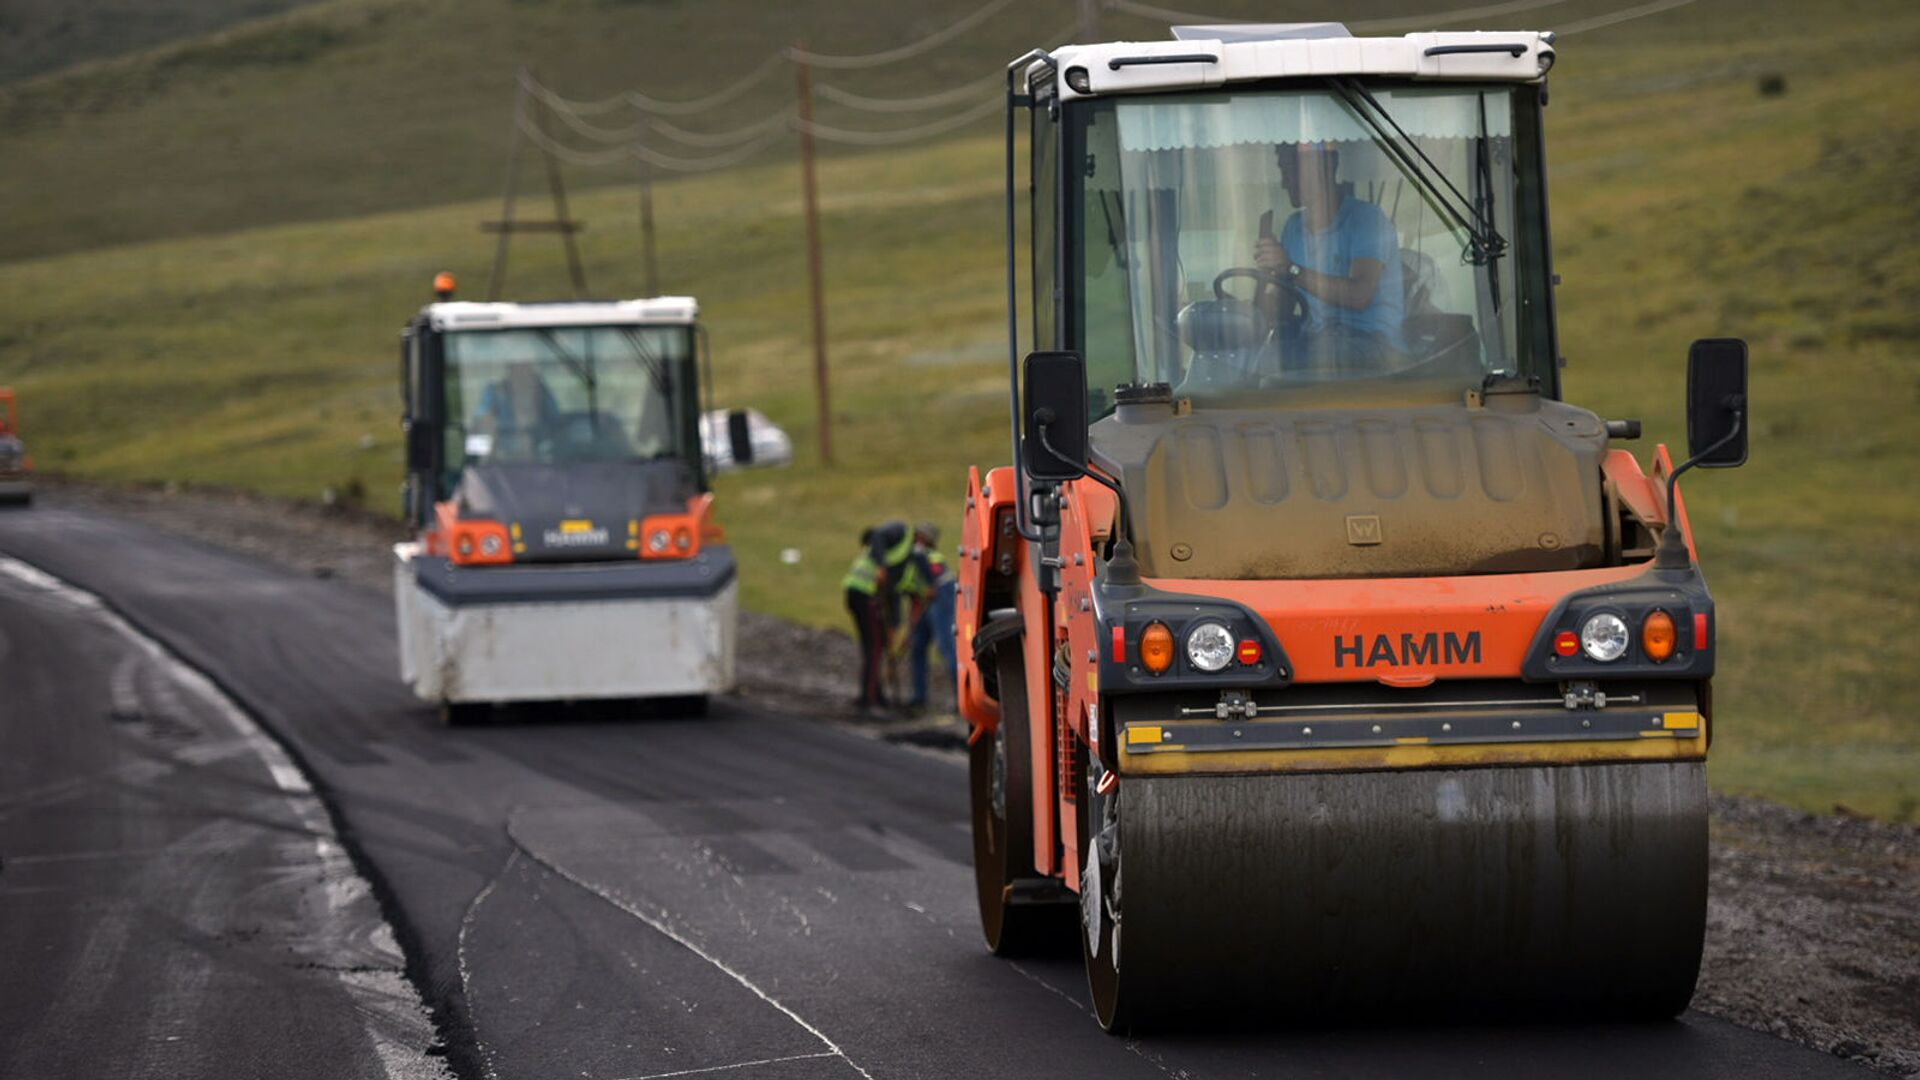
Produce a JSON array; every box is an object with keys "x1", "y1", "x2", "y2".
[{"x1": 1089, "y1": 761, "x2": 1705, "y2": 1025}]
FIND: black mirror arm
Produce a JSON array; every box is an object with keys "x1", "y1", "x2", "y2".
[
  {"x1": 1034, "y1": 421, "x2": 1143, "y2": 587},
  {"x1": 1653, "y1": 402, "x2": 1745, "y2": 570}
]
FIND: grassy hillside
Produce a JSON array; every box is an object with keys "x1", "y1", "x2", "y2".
[
  {"x1": 0, "y1": 0, "x2": 318, "y2": 84},
  {"x1": 0, "y1": 0, "x2": 1764, "y2": 261},
  {"x1": 2, "y1": 0, "x2": 1918, "y2": 819}
]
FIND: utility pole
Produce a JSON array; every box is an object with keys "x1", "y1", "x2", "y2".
[
  {"x1": 483, "y1": 67, "x2": 590, "y2": 300},
  {"x1": 540, "y1": 99, "x2": 590, "y2": 299},
  {"x1": 638, "y1": 157, "x2": 661, "y2": 297},
  {"x1": 485, "y1": 74, "x2": 529, "y2": 301},
  {"x1": 793, "y1": 44, "x2": 834, "y2": 466}
]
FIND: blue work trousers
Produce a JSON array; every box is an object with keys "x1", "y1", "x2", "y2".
[{"x1": 908, "y1": 582, "x2": 958, "y2": 707}]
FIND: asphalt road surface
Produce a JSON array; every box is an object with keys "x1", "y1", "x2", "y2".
[
  {"x1": 0, "y1": 552, "x2": 446, "y2": 1079},
  {"x1": 0, "y1": 505, "x2": 1878, "y2": 1079}
]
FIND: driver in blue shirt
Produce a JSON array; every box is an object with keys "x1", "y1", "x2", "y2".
[
  {"x1": 1254, "y1": 142, "x2": 1405, "y2": 368},
  {"x1": 473, "y1": 362, "x2": 562, "y2": 458}
]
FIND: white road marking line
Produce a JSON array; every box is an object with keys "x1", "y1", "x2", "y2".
[
  {"x1": 0, "y1": 554, "x2": 450, "y2": 1080},
  {"x1": 1005, "y1": 964, "x2": 1181, "y2": 1078},
  {"x1": 455, "y1": 848, "x2": 516, "y2": 1080},
  {"x1": 507, "y1": 815, "x2": 875, "y2": 1080},
  {"x1": 619, "y1": 1050, "x2": 840, "y2": 1079}
]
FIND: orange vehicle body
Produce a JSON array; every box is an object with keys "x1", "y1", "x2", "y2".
[
  {"x1": 956, "y1": 444, "x2": 1705, "y2": 887},
  {"x1": 421, "y1": 491, "x2": 723, "y2": 566}
]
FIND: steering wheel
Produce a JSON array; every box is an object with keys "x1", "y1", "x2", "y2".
[{"x1": 1213, "y1": 267, "x2": 1306, "y2": 369}]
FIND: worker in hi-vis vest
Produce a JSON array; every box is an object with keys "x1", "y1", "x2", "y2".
[
  {"x1": 898, "y1": 522, "x2": 958, "y2": 713},
  {"x1": 843, "y1": 520, "x2": 912, "y2": 713}
]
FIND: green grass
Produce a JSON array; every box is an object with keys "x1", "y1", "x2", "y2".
[
  {"x1": 2, "y1": 0, "x2": 1917, "y2": 819},
  {"x1": 0, "y1": 0, "x2": 319, "y2": 84}
]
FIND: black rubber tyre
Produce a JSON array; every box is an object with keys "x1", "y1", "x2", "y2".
[
  {"x1": 666, "y1": 693, "x2": 709, "y2": 718},
  {"x1": 440, "y1": 701, "x2": 490, "y2": 727},
  {"x1": 969, "y1": 647, "x2": 1058, "y2": 956}
]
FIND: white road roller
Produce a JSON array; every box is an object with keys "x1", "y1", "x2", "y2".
[{"x1": 394, "y1": 288, "x2": 761, "y2": 721}]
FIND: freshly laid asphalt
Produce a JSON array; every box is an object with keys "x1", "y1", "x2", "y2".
[
  {"x1": 0, "y1": 503, "x2": 1877, "y2": 1079},
  {"x1": 0, "y1": 550, "x2": 445, "y2": 1079}
]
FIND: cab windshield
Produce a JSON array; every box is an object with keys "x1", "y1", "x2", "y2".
[
  {"x1": 442, "y1": 325, "x2": 693, "y2": 469},
  {"x1": 1072, "y1": 83, "x2": 1542, "y2": 412}
]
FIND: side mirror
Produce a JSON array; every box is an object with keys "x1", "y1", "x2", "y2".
[
  {"x1": 726, "y1": 409, "x2": 755, "y2": 467},
  {"x1": 1023, "y1": 351, "x2": 1088, "y2": 481},
  {"x1": 404, "y1": 419, "x2": 437, "y2": 472},
  {"x1": 1686, "y1": 338, "x2": 1748, "y2": 467}
]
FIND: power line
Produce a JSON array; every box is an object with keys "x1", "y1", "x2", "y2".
[
  {"x1": 531, "y1": 53, "x2": 786, "y2": 118},
  {"x1": 1554, "y1": 0, "x2": 1697, "y2": 35},
  {"x1": 1351, "y1": 0, "x2": 1575, "y2": 32},
  {"x1": 648, "y1": 109, "x2": 797, "y2": 149},
  {"x1": 523, "y1": 71, "x2": 795, "y2": 148},
  {"x1": 516, "y1": 110, "x2": 789, "y2": 173},
  {"x1": 816, "y1": 72, "x2": 1005, "y2": 114},
  {"x1": 1105, "y1": 0, "x2": 1696, "y2": 34},
  {"x1": 785, "y1": 0, "x2": 1022, "y2": 69},
  {"x1": 794, "y1": 95, "x2": 1003, "y2": 147}
]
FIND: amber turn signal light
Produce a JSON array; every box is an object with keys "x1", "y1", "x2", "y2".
[
  {"x1": 1140, "y1": 622, "x2": 1175, "y2": 674},
  {"x1": 1642, "y1": 610, "x2": 1677, "y2": 662}
]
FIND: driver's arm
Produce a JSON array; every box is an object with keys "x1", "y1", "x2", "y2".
[{"x1": 1296, "y1": 258, "x2": 1385, "y2": 311}]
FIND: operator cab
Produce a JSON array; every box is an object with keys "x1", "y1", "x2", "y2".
[
  {"x1": 1017, "y1": 26, "x2": 1617, "y2": 581},
  {"x1": 1048, "y1": 25, "x2": 1553, "y2": 414},
  {"x1": 401, "y1": 297, "x2": 709, "y2": 563}
]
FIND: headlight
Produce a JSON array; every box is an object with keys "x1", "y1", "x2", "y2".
[
  {"x1": 1579, "y1": 613, "x2": 1629, "y2": 662},
  {"x1": 648, "y1": 530, "x2": 671, "y2": 553},
  {"x1": 479, "y1": 533, "x2": 503, "y2": 557},
  {"x1": 1185, "y1": 621, "x2": 1235, "y2": 673}
]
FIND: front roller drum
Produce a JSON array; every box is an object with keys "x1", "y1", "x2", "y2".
[{"x1": 1079, "y1": 759, "x2": 1707, "y2": 1030}]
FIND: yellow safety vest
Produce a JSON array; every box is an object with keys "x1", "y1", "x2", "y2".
[{"x1": 842, "y1": 552, "x2": 880, "y2": 595}]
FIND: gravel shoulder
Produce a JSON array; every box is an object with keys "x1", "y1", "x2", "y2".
[{"x1": 20, "y1": 476, "x2": 1919, "y2": 1077}]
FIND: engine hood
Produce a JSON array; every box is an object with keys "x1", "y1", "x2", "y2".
[
  {"x1": 1091, "y1": 393, "x2": 1608, "y2": 580},
  {"x1": 456, "y1": 460, "x2": 698, "y2": 562}
]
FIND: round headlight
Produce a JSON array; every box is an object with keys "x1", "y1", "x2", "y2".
[
  {"x1": 648, "y1": 530, "x2": 671, "y2": 553},
  {"x1": 479, "y1": 533, "x2": 503, "y2": 556},
  {"x1": 1580, "y1": 613, "x2": 1630, "y2": 662},
  {"x1": 1185, "y1": 621, "x2": 1235, "y2": 673}
]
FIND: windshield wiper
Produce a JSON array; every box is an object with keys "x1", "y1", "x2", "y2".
[
  {"x1": 532, "y1": 329, "x2": 596, "y2": 392},
  {"x1": 1329, "y1": 77, "x2": 1506, "y2": 266},
  {"x1": 617, "y1": 328, "x2": 674, "y2": 400}
]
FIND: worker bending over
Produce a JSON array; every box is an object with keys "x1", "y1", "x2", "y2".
[{"x1": 842, "y1": 521, "x2": 912, "y2": 715}]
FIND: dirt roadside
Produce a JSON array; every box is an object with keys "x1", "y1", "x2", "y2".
[{"x1": 16, "y1": 477, "x2": 1919, "y2": 1077}]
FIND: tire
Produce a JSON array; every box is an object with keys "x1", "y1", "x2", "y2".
[
  {"x1": 969, "y1": 645, "x2": 1061, "y2": 956},
  {"x1": 440, "y1": 701, "x2": 490, "y2": 727},
  {"x1": 668, "y1": 694, "x2": 709, "y2": 718}
]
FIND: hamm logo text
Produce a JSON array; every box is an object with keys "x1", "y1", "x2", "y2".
[{"x1": 1333, "y1": 632, "x2": 1482, "y2": 668}]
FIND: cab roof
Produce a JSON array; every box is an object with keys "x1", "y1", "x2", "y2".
[
  {"x1": 1042, "y1": 25, "x2": 1554, "y2": 102},
  {"x1": 423, "y1": 297, "x2": 698, "y2": 332}
]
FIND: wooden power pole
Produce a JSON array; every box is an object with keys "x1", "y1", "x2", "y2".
[
  {"x1": 483, "y1": 68, "x2": 590, "y2": 300},
  {"x1": 638, "y1": 161, "x2": 661, "y2": 298},
  {"x1": 792, "y1": 45, "x2": 834, "y2": 467}
]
